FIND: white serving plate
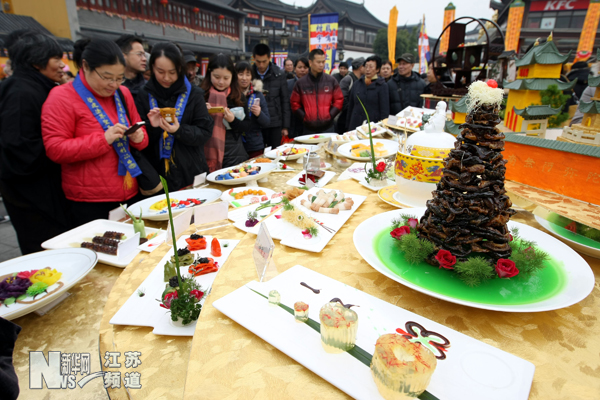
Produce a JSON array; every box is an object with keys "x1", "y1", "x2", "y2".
[
  {"x1": 264, "y1": 145, "x2": 313, "y2": 160},
  {"x1": 206, "y1": 163, "x2": 277, "y2": 186},
  {"x1": 110, "y1": 235, "x2": 239, "y2": 336},
  {"x1": 294, "y1": 133, "x2": 337, "y2": 144},
  {"x1": 228, "y1": 199, "x2": 284, "y2": 235},
  {"x1": 41, "y1": 220, "x2": 161, "y2": 268},
  {"x1": 0, "y1": 248, "x2": 98, "y2": 320},
  {"x1": 285, "y1": 170, "x2": 337, "y2": 188},
  {"x1": 337, "y1": 139, "x2": 399, "y2": 162},
  {"x1": 354, "y1": 208, "x2": 595, "y2": 312},
  {"x1": 127, "y1": 188, "x2": 222, "y2": 221},
  {"x1": 534, "y1": 215, "x2": 600, "y2": 259},
  {"x1": 220, "y1": 187, "x2": 278, "y2": 208},
  {"x1": 213, "y1": 265, "x2": 535, "y2": 400},
  {"x1": 356, "y1": 123, "x2": 386, "y2": 138}
]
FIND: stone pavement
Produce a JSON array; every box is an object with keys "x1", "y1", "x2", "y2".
[{"x1": 0, "y1": 199, "x2": 22, "y2": 263}]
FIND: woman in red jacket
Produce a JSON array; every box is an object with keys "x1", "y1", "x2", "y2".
[{"x1": 42, "y1": 38, "x2": 149, "y2": 226}]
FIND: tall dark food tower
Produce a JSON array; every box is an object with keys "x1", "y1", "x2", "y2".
[{"x1": 418, "y1": 80, "x2": 516, "y2": 264}]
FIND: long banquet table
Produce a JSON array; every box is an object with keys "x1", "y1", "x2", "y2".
[{"x1": 11, "y1": 149, "x2": 600, "y2": 400}]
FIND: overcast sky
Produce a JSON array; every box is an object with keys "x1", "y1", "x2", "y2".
[{"x1": 280, "y1": 0, "x2": 497, "y2": 38}]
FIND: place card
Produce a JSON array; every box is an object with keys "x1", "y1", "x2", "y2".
[
  {"x1": 193, "y1": 202, "x2": 228, "y2": 226},
  {"x1": 264, "y1": 146, "x2": 272, "y2": 155},
  {"x1": 108, "y1": 206, "x2": 126, "y2": 221},
  {"x1": 117, "y1": 232, "x2": 140, "y2": 262},
  {"x1": 253, "y1": 223, "x2": 277, "y2": 282},
  {"x1": 193, "y1": 172, "x2": 206, "y2": 187},
  {"x1": 388, "y1": 115, "x2": 398, "y2": 126},
  {"x1": 166, "y1": 208, "x2": 193, "y2": 244}
]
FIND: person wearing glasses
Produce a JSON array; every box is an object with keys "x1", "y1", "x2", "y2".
[
  {"x1": 42, "y1": 38, "x2": 149, "y2": 226},
  {"x1": 115, "y1": 34, "x2": 147, "y2": 100}
]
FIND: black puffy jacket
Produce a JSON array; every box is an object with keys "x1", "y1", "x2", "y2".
[
  {"x1": 347, "y1": 76, "x2": 390, "y2": 129},
  {"x1": 135, "y1": 78, "x2": 214, "y2": 192},
  {"x1": 252, "y1": 62, "x2": 290, "y2": 129},
  {"x1": 387, "y1": 71, "x2": 427, "y2": 114}
]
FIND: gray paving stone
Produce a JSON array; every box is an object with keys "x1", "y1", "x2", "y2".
[{"x1": 0, "y1": 247, "x2": 22, "y2": 263}]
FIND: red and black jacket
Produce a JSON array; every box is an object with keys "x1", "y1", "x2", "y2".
[{"x1": 290, "y1": 72, "x2": 344, "y2": 132}]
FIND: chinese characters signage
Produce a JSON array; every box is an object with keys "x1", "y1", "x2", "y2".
[{"x1": 308, "y1": 13, "x2": 338, "y2": 73}]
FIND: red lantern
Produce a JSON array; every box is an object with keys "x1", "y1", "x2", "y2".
[
  {"x1": 218, "y1": 14, "x2": 225, "y2": 20},
  {"x1": 193, "y1": 7, "x2": 200, "y2": 13},
  {"x1": 160, "y1": 0, "x2": 168, "y2": 6}
]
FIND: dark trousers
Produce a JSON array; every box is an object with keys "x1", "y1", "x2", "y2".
[
  {"x1": 262, "y1": 127, "x2": 282, "y2": 148},
  {"x1": 0, "y1": 178, "x2": 72, "y2": 255},
  {"x1": 67, "y1": 193, "x2": 143, "y2": 227}
]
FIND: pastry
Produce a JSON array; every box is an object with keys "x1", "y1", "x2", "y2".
[{"x1": 318, "y1": 301, "x2": 358, "y2": 353}]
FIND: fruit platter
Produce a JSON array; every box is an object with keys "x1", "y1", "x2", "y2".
[
  {"x1": 220, "y1": 187, "x2": 282, "y2": 208},
  {"x1": 207, "y1": 163, "x2": 277, "y2": 186},
  {"x1": 127, "y1": 188, "x2": 222, "y2": 221}
]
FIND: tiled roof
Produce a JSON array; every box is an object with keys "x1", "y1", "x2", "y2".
[
  {"x1": 448, "y1": 96, "x2": 467, "y2": 114},
  {"x1": 515, "y1": 39, "x2": 570, "y2": 67},
  {"x1": 239, "y1": 0, "x2": 309, "y2": 16},
  {"x1": 0, "y1": 13, "x2": 73, "y2": 51},
  {"x1": 513, "y1": 105, "x2": 562, "y2": 119},
  {"x1": 320, "y1": 0, "x2": 385, "y2": 28},
  {"x1": 503, "y1": 78, "x2": 577, "y2": 91},
  {"x1": 578, "y1": 101, "x2": 600, "y2": 115}
]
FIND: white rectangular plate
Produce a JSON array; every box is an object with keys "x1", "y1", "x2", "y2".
[
  {"x1": 41, "y1": 219, "x2": 160, "y2": 268},
  {"x1": 285, "y1": 171, "x2": 337, "y2": 188},
  {"x1": 213, "y1": 265, "x2": 535, "y2": 400},
  {"x1": 110, "y1": 235, "x2": 239, "y2": 336}
]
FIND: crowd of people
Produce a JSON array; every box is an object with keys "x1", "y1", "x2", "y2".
[{"x1": 0, "y1": 30, "x2": 433, "y2": 255}]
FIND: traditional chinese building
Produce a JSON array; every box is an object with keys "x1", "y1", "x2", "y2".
[
  {"x1": 503, "y1": 34, "x2": 575, "y2": 132},
  {"x1": 1, "y1": 0, "x2": 246, "y2": 57},
  {"x1": 223, "y1": 0, "x2": 386, "y2": 59},
  {"x1": 512, "y1": 104, "x2": 561, "y2": 137},
  {"x1": 490, "y1": 0, "x2": 599, "y2": 57},
  {"x1": 561, "y1": 65, "x2": 600, "y2": 145}
]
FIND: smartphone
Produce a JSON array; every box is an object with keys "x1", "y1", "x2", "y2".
[
  {"x1": 252, "y1": 98, "x2": 260, "y2": 107},
  {"x1": 125, "y1": 121, "x2": 145, "y2": 136},
  {"x1": 208, "y1": 106, "x2": 224, "y2": 114}
]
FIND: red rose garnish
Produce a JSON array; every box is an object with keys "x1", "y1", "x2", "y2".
[
  {"x1": 282, "y1": 164, "x2": 287, "y2": 170},
  {"x1": 486, "y1": 79, "x2": 498, "y2": 88},
  {"x1": 160, "y1": 291, "x2": 178, "y2": 309},
  {"x1": 434, "y1": 249, "x2": 456, "y2": 269},
  {"x1": 495, "y1": 259, "x2": 519, "y2": 278},
  {"x1": 565, "y1": 221, "x2": 577, "y2": 233},
  {"x1": 509, "y1": 234, "x2": 513, "y2": 242},
  {"x1": 408, "y1": 218, "x2": 419, "y2": 229},
  {"x1": 190, "y1": 289, "x2": 204, "y2": 301},
  {"x1": 391, "y1": 226, "x2": 411, "y2": 239},
  {"x1": 376, "y1": 161, "x2": 386, "y2": 173}
]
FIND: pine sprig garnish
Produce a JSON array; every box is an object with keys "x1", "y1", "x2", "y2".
[
  {"x1": 307, "y1": 226, "x2": 319, "y2": 237},
  {"x1": 281, "y1": 197, "x2": 295, "y2": 211},
  {"x1": 454, "y1": 257, "x2": 496, "y2": 287},
  {"x1": 396, "y1": 233, "x2": 435, "y2": 264}
]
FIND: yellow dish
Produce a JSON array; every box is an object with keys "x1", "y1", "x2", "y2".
[{"x1": 350, "y1": 143, "x2": 387, "y2": 158}]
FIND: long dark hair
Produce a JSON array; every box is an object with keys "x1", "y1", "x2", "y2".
[
  {"x1": 201, "y1": 53, "x2": 243, "y2": 107},
  {"x1": 73, "y1": 38, "x2": 125, "y2": 70},
  {"x1": 9, "y1": 31, "x2": 63, "y2": 72},
  {"x1": 149, "y1": 42, "x2": 185, "y2": 77}
]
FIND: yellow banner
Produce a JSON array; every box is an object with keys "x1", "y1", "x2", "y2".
[
  {"x1": 505, "y1": 0, "x2": 525, "y2": 53},
  {"x1": 575, "y1": 0, "x2": 600, "y2": 62},
  {"x1": 388, "y1": 6, "x2": 398, "y2": 64},
  {"x1": 439, "y1": 3, "x2": 455, "y2": 56}
]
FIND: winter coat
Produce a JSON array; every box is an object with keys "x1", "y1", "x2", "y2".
[
  {"x1": 286, "y1": 76, "x2": 303, "y2": 138},
  {"x1": 347, "y1": 76, "x2": 390, "y2": 130},
  {"x1": 0, "y1": 69, "x2": 71, "y2": 226},
  {"x1": 242, "y1": 80, "x2": 270, "y2": 153},
  {"x1": 252, "y1": 62, "x2": 290, "y2": 129},
  {"x1": 135, "y1": 77, "x2": 213, "y2": 192},
  {"x1": 290, "y1": 72, "x2": 344, "y2": 132},
  {"x1": 337, "y1": 72, "x2": 360, "y2": 133},
  {"x1": 388, "y1": 71, "x2": 427, "y2": 114},
  {"x1": 223, "y1": 93, "x2": 252, "y2": 168},
  {"x1": 121, "y1": 73, "x2": 147, "y2": 101},
  {"x1": 42, "y1": 72, "x2": 149, "y2": 202}
]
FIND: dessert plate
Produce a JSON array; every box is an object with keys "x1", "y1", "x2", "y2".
[
  {"x1": 207, "y1": 163, "x2": 277, "y2": 186},
  {"x1": 337, "y1": 139, "x2": 398, "y2": 162},
  {"x1": 110, "y1": 235, "x2": 239, "y2": 336},
  {"x1": 42, "y1": 219, "x2": 161, "y2": 268},
  {"x1": 127, "y1": 188, "x2": 222, "y2": 221},
  {"x1": 213, "y1": 265, "x2": 535, "y2": 400},
  {"x1": 534, "y1": 214, "x2": 600, "y2": 259},
  {"x1": 354, "y1": 208, "x2": 594, "y2": 312},
  {"x1": 264, "y1": 145, "x2": 312, "y2": 161},
  {"x1": 294, "y1": 133, "x2": 337, "y2": 144},
  {"x1": 285, "y1": 171, "x2": 337, "y2": 188},
  {"x1": 0, "y1": 248, "x2": 98, "y2": 320},
  {"x1": 220, "y1": 187, "x2": 277, "y2": 208}
]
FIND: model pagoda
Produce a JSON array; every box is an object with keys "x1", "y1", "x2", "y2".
[
  {"x1": 503, "y1": 34, "x2": 576, "y2": 132},
  {"x1": 419, "y1": 80, "x2": 516, "y2": 262}
]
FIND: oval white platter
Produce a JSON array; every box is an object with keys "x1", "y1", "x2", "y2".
[
  {"x1": 127, "y1": 188, "x2": 222, "y2": 221},
  {"x1": 337, "y1": 139, "x2": 399, "y2": 161},
  {"x1": 206, "y1": 163, "x2": 277, "y2": 186}
]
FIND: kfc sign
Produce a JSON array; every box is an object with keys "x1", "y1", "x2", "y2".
[{"x1": 530, "y1": 0, "x2": 589, "y2": 11}]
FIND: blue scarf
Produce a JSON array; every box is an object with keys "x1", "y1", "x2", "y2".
[
  {"x1": 148, "y1": 77, "x2": 192, "y2": 161},
  {"x1": 73, "y1": 74, "x2": 142, "y2": 180}
]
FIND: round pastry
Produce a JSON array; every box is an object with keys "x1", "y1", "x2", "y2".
[
  {"x1": 319, "y1": 302, "x2": 358, "y2": 353},
  {"x1": 370, "y1": 333, "x2": 437, "y2": 400}
]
